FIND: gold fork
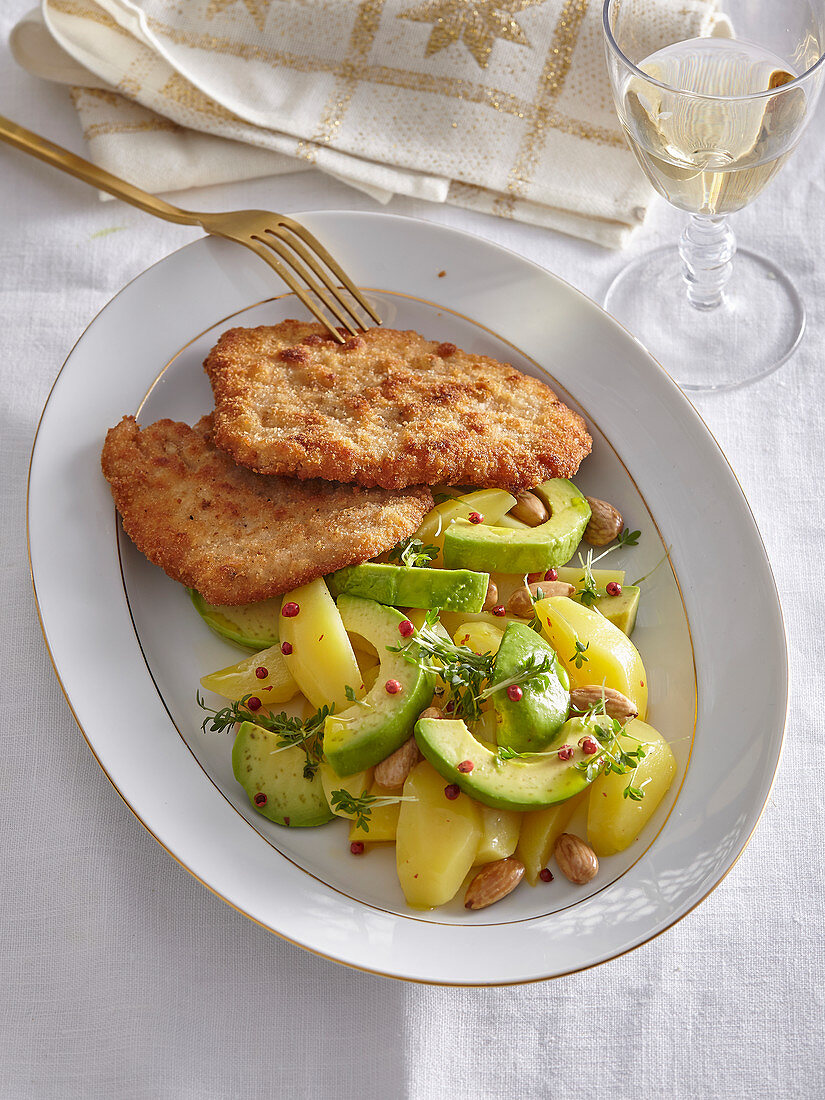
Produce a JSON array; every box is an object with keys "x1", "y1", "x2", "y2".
[{"x1": 0, "y1": 114, "x2": 381, "y2": 343}]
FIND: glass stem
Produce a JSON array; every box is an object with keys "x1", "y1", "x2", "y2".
[{"x1": 679, "y1": 214, "x2": 736, "y2": 311}]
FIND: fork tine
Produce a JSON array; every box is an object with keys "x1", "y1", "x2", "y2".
[
  {"x1": 244, "y1": 238, "x2": 345, "y2": 342},
  {"x1": 252, "y1": 233, "x2": 358, "y2": 337},
  {"x1": 276, "y1": 215, "x2": 382, "y2": 326},
  {"x1": 264, "y1": 227, "x2": 369, "y2": 333}
]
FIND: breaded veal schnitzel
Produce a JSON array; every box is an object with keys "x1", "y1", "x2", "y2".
[
  {"x1": 101, "y1": 415, "x2": 433, "y2": 605},
  {"x1": 204, "y1": 322, "x2": 591, "y2": 491}
]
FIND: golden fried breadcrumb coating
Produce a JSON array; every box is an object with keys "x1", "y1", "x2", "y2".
[
  {"x1": 204, "y1": 322, "x2": 591, "y2": 490},
  {"x1": 101, "y1": 415, "x2": 432, "y2": 605}
]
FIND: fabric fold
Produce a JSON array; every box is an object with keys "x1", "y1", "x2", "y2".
[{"x1": 10, "y1": 0, "x2": 731, "y2": 246}]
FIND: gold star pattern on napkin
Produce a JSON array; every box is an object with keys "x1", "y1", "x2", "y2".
[
  {"x1": 205, "y1": 0, "x2": 272, "y2": 34},
  {"x1": 399, "y1": 0, "x2": 545, "y2": 69}
]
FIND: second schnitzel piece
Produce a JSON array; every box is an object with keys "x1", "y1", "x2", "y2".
[
  {"x1": 101, "y1": 415, "x2": 432, "y2": 605},
  {"x1": 204, "y1": 322, "x2": 591, "y2": 491}
]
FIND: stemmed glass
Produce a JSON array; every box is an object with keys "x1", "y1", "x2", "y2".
[{"x1": 602, "y1": 0, "x2": 825, "y2": 392}]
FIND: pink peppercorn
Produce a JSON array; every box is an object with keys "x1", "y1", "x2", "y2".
[
  {"x1": 457, "y1": 760, "x2": 474, "y2": 773},
  {"x1": 444, "y1": 784, "x2": 460, "y2": 800},
  {"x1": 506, "y1": 685, "x2": 523, "y2": 702},
  {"x1": 492, "y1": 605, "x2": 506, "y2": 617},
  {"x1": 280, "y1": 641, "x2": 293, "y2": 655},
  {"x1": 385, "y1": 679, "x2": 402, "y2": 695},
  {"x1": 606, "y1": 581, "x2": 622, "y2": 597},
  {"x1": 545, "y1": 569, "x2": 558, "y2": 582},
  {"x1": 580, "y1": 736, "x2": 598, "y2": 755},
  {"x1": 253, "y1": 792, "x2": 267, "y2": 807},
  {"x1": 281, "y1": 602, "x2": 300, "y2": 617},
  {"x1": 539, "y1": 868, "x2": 554, "y2": 883},
  {"x1": 247, "y1": 697, "x2": 262, "y2": 712},
  {"x1": 255, "y1": 666, "x2": 268, "y2": 679},
  {"x1": 468, "y1": 511, "x2": 483, "y2": 524},
  {"x1": 398, "y1": 619, "x2": 414, "y2": 637},
  {"x1": 350, "y1": 841, "x2": 364, "y2": 855},
  {"x1": 558, "y1": 745, "x2": 574, "y2": 761}
]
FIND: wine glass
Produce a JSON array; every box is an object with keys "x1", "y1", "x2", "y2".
[{"x1": 602, "y1": 0, "x2": 825, "y2": 392}]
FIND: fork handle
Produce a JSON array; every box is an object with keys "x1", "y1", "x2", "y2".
[{"x1": 0, "y1": 113, "x2": 199, "y2": 227}]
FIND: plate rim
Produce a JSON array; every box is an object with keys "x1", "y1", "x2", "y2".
[{"x1": 27, "y1": 209, "x2": 789, "y2": 984}]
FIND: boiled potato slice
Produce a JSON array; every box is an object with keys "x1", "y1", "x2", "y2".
[
  {"x1": 319, "y1": 763, "x2": 373, "y2": 818},
  {"x1": 349, "y1": 782, "x2": 401, "y2": 843},
  {"x1": 199, "y1": 643, "x2": 299, "y2": 704},
  {"x1": 516, "y1": 791, "x2": 587, "y2": 885},
  {"x1": 414, "y1": 489, "x2": 517, "y2": 560},
  {"x1": 475, "y1": 805, "x2": 521, "y2": 864},
  {"x1": 535, "y1": 596, "x2": 648, "y2": 718},
  {"x1": 279, "y1": 579, "x2": 362, "y2": 710},
  {"x1": 451, "y1": 621, "x2": 504, "y2": 656},
  {"x1": 587, "y1": 719, "x2": 676, "y2": 857},
  {"x1": 396, "y1": 761, "x2": 482, "y2": 908}
]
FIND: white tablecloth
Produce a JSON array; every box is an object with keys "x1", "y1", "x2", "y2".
[{"x1": 2, "y1": 2, "x2": 824, "y2": 1096}]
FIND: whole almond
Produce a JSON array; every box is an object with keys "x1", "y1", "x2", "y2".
[
  {"x1": 530, "y1": 580, "x2": 576, "y2": 600},
  {"x1": 464, "y1": 857, "x2": 525, "y2": 909},
  {"x1": 374, "y1": 737, "x2": 422, "y2": 790},
  {"x1": 569, "y1": 686, "x2": 638, "y2": 724},
  {"x1": 420, "y1": 705, "x2": 443, "y2": 720},
  {"x1": 507, "y1": 581, "x2": 576, "y2": 618},
  {"x1": 509, "y1": 491, "x2": 549, "y2": 527},
  {"x1": 482, "y1": 578, "x2": 499, "y2": 612},
  {"x1": 554, "y1": 833, "x2": 599, "y2": 885},
  {"x1": 584, "y1": 497, "x2": 623, "y2": 546}
]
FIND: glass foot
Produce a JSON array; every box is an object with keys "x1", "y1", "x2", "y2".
[{"x1": 603, "y1": 245, "x2": 806, "y2": 393}]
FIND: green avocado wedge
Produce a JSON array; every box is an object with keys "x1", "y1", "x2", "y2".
[
  {"x1": 328, "y1": 562, "x2": 489, "y2": 613},
  {"x1": 323, "y1": 596, "x2": 437, "y2": 776},
  {"x1": 594, "y1": 585, "x2": 640, "y2": 636},
  {"x1": 440, "y1": 479, "x2": 591, "y2": 574},
  {"x1": 188, "y1": 589, "x2": 280, "y2": 649},
  {"x1": 232, "y1": 721, "x2": 333, "y2": 827},
  {"x1": 490, "y1": 622, "x2": 570, "y2": 753},
  {"x1": 414, "y1": 716, "x2": 610, "y2": 811}
]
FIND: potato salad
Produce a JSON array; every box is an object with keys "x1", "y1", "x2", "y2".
[{"x1": 196, "y1": 480, "x2": 677, "y2": 911}]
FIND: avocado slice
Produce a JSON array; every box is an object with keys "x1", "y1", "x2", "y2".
[
  {"x1": 490, "y1": 622, "x2": 570, "y2": 753},
  {"x1": 440, "y1": 479, "x2": 591, "y2": 574},
  {"x1": 414, "y1": 716, "x2": 608, "y2": 811},
  {"x1": 189, "y1": 588, "x2": 280, "y2": 649},
  {"x1": 232, "y1": 721, "x2": 333, "y2": 827},
  {"x1": 328, "y1": 562, "x2": 488, "y2": 613},
  {"x1": 594, "y1": 585, "x2": 640, "y2": 636},
  {"x1": 323, "y1": 595, "x2": 437, "y2": 776}
]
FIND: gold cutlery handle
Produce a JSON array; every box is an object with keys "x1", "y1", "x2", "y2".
[{"x1": 0, "y1": 114, "x2": 197, "y2": 226}]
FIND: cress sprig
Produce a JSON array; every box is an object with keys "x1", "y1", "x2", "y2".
[
  {"x1": 390, "y1": 610, "x2": 558, "y2": 722},
  {"x1": 572, "y1": 707, "x2": 648, "y2": 799},
  {"x1": 575, "y1": 527, "x2": 641, "y2": 606},
  {"x1": 196, "y1": 691, "x2": 331, "y2": 780},
  {"x1": 387, "y1": 537, "x2": 440, "y2": 569},
  {"x1": 329, "y1": 789, "x2": 417, "y2": 832}
]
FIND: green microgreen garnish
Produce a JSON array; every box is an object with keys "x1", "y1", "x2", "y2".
[
  {"x1": 573, "y1": 527, "x2": 641, "y2": 605},
  {"x1": 477, "y1": 651, "x2": 556, "y2": 703},
  {"x1": 571, "y1": 708, "x2": 648, "y2": 797},
  {"x1": 329, "y1": 789, "x2": 417, "y2": 832},
  {"x1": 571, "y1": 640, "x2": 590, "y2": 668},
  {"x1": 388, "y1": 537, "x2": 440, "y2": 569},
  {"x1": 390, "y1": 610, "x2": 558, "y2": 722},
  {"x1": 196, "y1": 691, "x2": 330, "y2": 780},
  {"x1": 344, "y1": 684, "x2": 373, "y2": 708}
]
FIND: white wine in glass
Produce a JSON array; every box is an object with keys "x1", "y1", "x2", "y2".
[{"x1": 603, "y1": 1, "x2": 825, "y2": 392}]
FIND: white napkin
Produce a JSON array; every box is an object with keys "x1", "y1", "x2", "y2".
[{"x1": 12, "y1": 0, "x2": 731, "y2": 246}]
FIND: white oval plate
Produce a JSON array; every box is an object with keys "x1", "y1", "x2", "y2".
[{"x1": 28, "y1": 211, "x2": 787, "y2": 984}]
